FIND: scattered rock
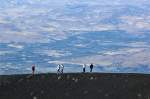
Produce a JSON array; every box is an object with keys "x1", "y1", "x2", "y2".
[
  {"x1": 125, "y1": 79, "x2": 128, "y2": 83},
  {"x1": 67, "y1": 75, "x2": 70, "y2": 79},
  {"x1": 33, "y1": 96, "x2": 37, "y2": 99},
  {"x1": 26, "y1": 79, "x2": 30, "y2": 83},
  {"x1": 72, "y1": 77, "x2": 75, "y2": 81},
  {"x1": 144, "y1": 83, "x2": 147, "y2": 86},
  {"x1": 83, "y1": 90, "x2": 88, "y2": 94},
  {"x1": 65, "y1": 92, "x2": 70, "y2": 96},
  {"x1": 105, "y1": 93, "x2": 109, "y2": 97},
  {"x1": 58, "y1": 76, "x2": 61, "y2": 80},
  {"x1": 112, "y1": 75, "x2": 116, "y2": 78},
  {"x1": 90, "y1": 77, "x2": 94, "y2": 80},
  {"x1": 137, "y1": 93, "x2": 142, "y2": 97},
  {"x1": 30, "y1": 92, "x2": 34, "y2": 96},
  {"x1": 26, "y1": 75, "x2": 32, "y2": 79},
  {"x1": 41, "y1": 90, "x2": 44, "y2": 94},
  {"x1": 98, "y1": 89, "x2": 102, "y2": 93},
  {"x1": 147, "y1": 96, "x2": 150, "y2": 99},
  {"x1": 113, "y1": 85, "x2": 117, "y2": 89},
  {"x1": 122, "y1": 85, "x2": 126, "y2": 89},
  {"x1": 74, "y1": 78, "x2": 78, "y2": 83},
  {"x1": 4, "y1": 80, "x2": 10, "y2": 85},
  {"x1": 18, "y1": 79, "x2": 23, "y2": 83}
]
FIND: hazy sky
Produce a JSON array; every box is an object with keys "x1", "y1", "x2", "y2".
[{"x1": 0, "y1": 0, "x2": 150, "y2": 43}]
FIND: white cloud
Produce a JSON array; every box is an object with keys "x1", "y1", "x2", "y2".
[
  {"x1": 8, "y1": 44, "x2": 24, "y2": 49},
  {"x1": 0, "y1": 0, "x2": 150, "y2": 43},
  {"x1": 34, "y1": 50, "x2": 72, "y2": 58},
  {"x1": 0, "y1": 17, "x2": 9, "y2": 24},
  {"x1": 48, "y1": 60, "x2": 78, "y2": 65},
  {"x1": 128, "y1": 42, "x2": 149, "y2": 48},
  {"x1": 103, "y1": 48, "x2": 145, "y2": 55},
  {"x1": 64, "y1": 47, "x2": 150, "y2": 67},
  {"x1": 118, "y1": 16, "x2": 150, "y2": 33},
  {"x1": 74, "y1": 44, "x2": 88, "y2": 48}
]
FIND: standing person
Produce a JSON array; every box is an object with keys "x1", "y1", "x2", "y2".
[
  {"x1": 57, "y1": 64, "x2": 61, "y2": 74},
  {"x1": 90, "y1": 63, "x2": 94, "y2": 72},
  {"x1": 82, "y1": 64, "x2": 86, "y2": 73},
  {"x1": 61, "y1": 64, "x2": 64, "y2": 73},
  {"x1": 32, "y1": 65, "x2": 35, "y2": 75}
]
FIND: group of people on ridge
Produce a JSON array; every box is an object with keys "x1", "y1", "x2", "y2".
[
  {"x1": 31, "y1": 63, "x2": 94, "y2": 75},
  {"x1": 82, "y1": 63, "x2": 94, "y2": 73}
]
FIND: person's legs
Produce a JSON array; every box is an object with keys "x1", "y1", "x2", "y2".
[
  {"x1": 57, "y1": 69, "x2": 60, "y2": 74},
  {"x1": 83, "y1": 68, "x2": 85, "y2": 73},
  {"x1": 32, "y1": 70, "x2": 34, "y2": 75},
  {"x1": 32, "y1": 66, "x2": 35, "y2": 75},
  {"x1": 61, "y1": 69, "x2": 63, "y2": 73}
]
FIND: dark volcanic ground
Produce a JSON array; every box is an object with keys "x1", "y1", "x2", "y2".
[{"x1": 0, "y1": 73, "x2": 150, "y2": 99}]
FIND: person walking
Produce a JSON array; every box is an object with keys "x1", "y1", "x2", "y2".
[
  {"x1": 57, "y1": 64, "x2": 61, "y2": 74},
  {"x1": 61, "y1": 64, "x2": 64, "y2": 73},
  {"x1": 83, "y1": 64, "x2": 86, "y2": 73},
  {"x1": 32, "y1": 65, "x2": 35, "y2": 75},
  {"x1": 90, "y1": 63, "x2": 94, "y2": 72}
]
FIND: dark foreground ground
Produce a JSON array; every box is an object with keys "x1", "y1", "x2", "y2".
[{"x1": 0, "y1": 73, "x2": 150, "y2": 99}]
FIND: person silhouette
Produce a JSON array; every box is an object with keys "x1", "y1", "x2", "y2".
[
  {"x1": 90, "y1": 63, "x2": 94, "y2": 72},
  {"x1": 32, "y1": 65, "x2": 35, "y2": 75},
  {"x1": 57, "y1": 64, "x2": 61, "y2": 74},
  {"x1": 83, "y1": 64, "x2": 86, "y2": 73},
  {"x1": 61, "y1": 64, "x2": 64, "y2": 73}
]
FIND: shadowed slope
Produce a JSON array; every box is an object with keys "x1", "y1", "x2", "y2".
[{"x1": 0, "y1": 73, "x2": 150, "y2": 99}]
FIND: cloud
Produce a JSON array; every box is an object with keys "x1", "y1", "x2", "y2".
[
  {"x1": 118, "y1": 16, "x2": 150, "y2": 33},
  {"x1": 103, "y1": 48, "x2": 145, "y2": 55},
  {"x1": 128, "y1": 42, "x2": 149, "y2": 48},
  {"x1": 8, "y1": 44, "x2": 24, "y2": 49},
  {"x1": 74, "y1": 44, "x2": 88, "y2": 48},
  {"x1": 34, "y1": 50, "x2": 72, "y2": 58},
  {"x1": 0, "y1": 50, "x2": 15, "y2": 55},
  {"x1": 0, "y1": 17, "x2": 10, "y2": 24},
  {"x1": 48, "y1": 60, "x2": 78, "y2": 65},
  {"x1": 64, "y1": 47, "x2": 150, "y2": 67},
  {"x1": 0, "y1": 0, "x2": 150, "y2": 43},
  {"x1": 0, "y1": 31, "x2": 46, "y2": 43}
]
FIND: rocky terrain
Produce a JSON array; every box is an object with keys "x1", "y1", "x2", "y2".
[{"x1": 0, "y1": 73, "x2": 150, "y2": 99}]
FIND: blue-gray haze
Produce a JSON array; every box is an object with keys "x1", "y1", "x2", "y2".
[{"x1": 0, "y1": 0, "x2": 150, "y2": 74}]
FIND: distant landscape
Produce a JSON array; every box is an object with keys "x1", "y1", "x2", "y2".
[{"x1": 0, "y1": 0, "x2": 150, "y2": 75}]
